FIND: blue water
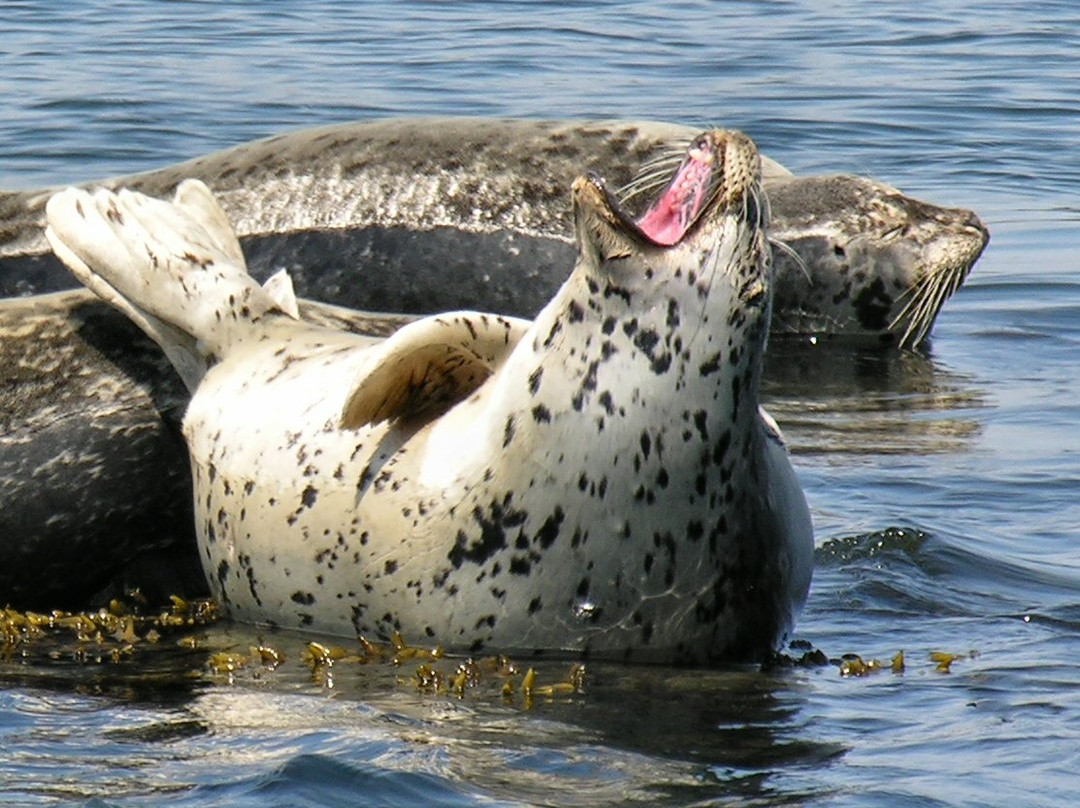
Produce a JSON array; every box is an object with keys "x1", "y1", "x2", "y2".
[{"x1": 2, "y1": 1, "x2": 1080, "y2": 806}]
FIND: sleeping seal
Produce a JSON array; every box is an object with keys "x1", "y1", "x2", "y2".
[
  {"x1": 45, "y1": 129, "x2": 813, "y2": 663},
  {"x1": 3, "y1": 117, "x2": 987, "y2": 347}
]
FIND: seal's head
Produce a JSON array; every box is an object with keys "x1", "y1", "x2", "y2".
[{"x1": 559, "y1": 128, "x2": 771, "y2": 387}]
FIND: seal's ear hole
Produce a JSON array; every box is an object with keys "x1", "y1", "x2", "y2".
[{"x1": 341, "y1": 345, "x2": 494, "y2": 430}]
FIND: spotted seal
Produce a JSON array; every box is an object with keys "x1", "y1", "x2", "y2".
[
  {"x1": 45, "y1": 129, "x2": 813, "y2": 663},
  {"x1": 3, "y1": 117, "x2": 987, "y2": 347}
]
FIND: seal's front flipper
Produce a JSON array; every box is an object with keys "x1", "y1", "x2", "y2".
[
  {"x1": 45, "y1": 180, "x2": 283, "y2": 389},
  {"x1": 341, "y1": 312, "x2": 530, "y2": 429}
]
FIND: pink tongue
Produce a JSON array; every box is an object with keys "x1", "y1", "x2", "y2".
[{"x1": 635, "y1": 154, "x2": 712, "y2": 246}]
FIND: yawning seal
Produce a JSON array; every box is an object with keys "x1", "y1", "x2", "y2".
[{"x1": 45, "y1": 129, "x2": 813, "y2": 663}]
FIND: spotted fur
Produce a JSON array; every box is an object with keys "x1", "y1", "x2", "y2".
[{"x1": 44, "y1": 130, "x2": 813, "y2": 664}]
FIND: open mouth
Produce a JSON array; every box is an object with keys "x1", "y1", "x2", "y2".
[{"x1": 597, "y1": 133, "x2": 720, "y2": 248}]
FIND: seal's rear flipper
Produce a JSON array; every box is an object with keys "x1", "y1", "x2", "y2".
[{"x1": 45, "y1": 180, "x2": 282, "y2": 390}]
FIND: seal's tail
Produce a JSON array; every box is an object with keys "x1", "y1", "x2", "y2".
[{"x1": 45, "y1": 180, "x2": 285, "y2": 390}]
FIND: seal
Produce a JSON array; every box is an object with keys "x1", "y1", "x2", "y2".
[
  {"x1": 45, "y1": 129, "x2": 814, "y2": 663},
  {"x1": 2, "y1": 117, "x2": 988, "y2": 347},
  {"x1": 0, "y1": 287, "x2": 414, "y2": 609}
]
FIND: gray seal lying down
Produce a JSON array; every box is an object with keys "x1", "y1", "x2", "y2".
[{"x1": 3, "y1": 117, "x2": 988, "y2": 347}]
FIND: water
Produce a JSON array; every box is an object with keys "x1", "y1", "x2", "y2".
[{"x1": 2, "y1": 0, "x2": 1079, "y2": 805}]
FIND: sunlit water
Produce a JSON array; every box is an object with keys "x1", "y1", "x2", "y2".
[{"x1": 2, "y1": 1, "x2": 1079, "y2": 806}]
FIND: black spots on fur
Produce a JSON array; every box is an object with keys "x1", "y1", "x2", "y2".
[
  {"x1": 528, "y1": 596, "x2": 543, "y2": 615},
  {"x1": 699, "y1": 350, "x2": 723, "y2": 377},
  {"x1": 632, "y1": 327, "x2": 671, "y2": 375},
  {"x1": 666, "y1": 299, "x2": 680, "y2": 329},
  {"x1": 241, "y1": 557, "x2": 262, "y2": 607},
  {"x1": 731, "y1": 374, "x2": 742, "y2": 416},
  {"x1": 686, "y1": 521, "x2": 705, "y2": 542},
  {"x1": 384, "y1": 559, "x2": 398, "y2": 575},
  {"x1": 576, "y1": 577, "x2": 590, "y2": 598},
  {"x1": 643, "y1": 553, "x2": 655, "y2": 574},
  {"x1": 475, "y1": 614, "x2": 496, "y2": 630},
  {"x1": 216, "y1": 559, "x2": 230, "y2": 595},
  {"x1": 634, "y1": 328, "x2": 660, "y2": 357},
  {"x1": 291, "y1": 591, "x2": 315, "y2": 605},
  {"x1": 542, "y1": 317, "x2": 563, "y2": 348},
  {"x1": 598, "y1": 391, "x2": 615, "y2": 415},
  {"x1": 578, "y1": 471, "x2": 608, "y2": 499},
  {"x1": 447, "y1": 497, "x2": 526, "y2": 569},
  {"x1": 536, "y1": 506, "x2": 564, "y2": 550},
  {"x1": 532, "y1": 404, "x2": 552, "y2": 424},
  {"x1": 621, "y1": 318, "x2": 639, "y2": 338},
  {"x1": 601, "y1": 316, "x2": 617, "y2": 335},
  {"x1": 432, "y1": 567, "x2": 451, "y2": 590},
  {"x1": 300, "y1": 485, "x2": 318, "y2": 509},
  {"x1": 713, "y1": 428, "x2": 732, "y2": 466},
  {"x1": 448, "y1": 528, "x2": 497, "y2": 570},
  {"x1": 243, "y1": 480, "x2": 255, "y2": 495},
  {"x1": 509, "y1": 557, "x2": 532, "y2": 575},
  {"x1": 528, "y1": 367, "x2": 544, "y2": 395},
  {"x1": 694, "y1": 579, "x2": 729, "y2": 627},
  {"x1": 693, "y1": 410, "x2": 709, "y2": 441},
  {"x1": 503, "y1": 414, "x2": 517, "y2": 448},
  {"x1": 603, "y1": 282, "x2": 632, "y2": 305},
  {"x1": 566, "y1": 299, "x2": 585, "y2": 323},
  {"x1": 572, "y1": 358, "x2": 601, "y2": 412},
  {"x1": 853, "y1": 277, "x2": 893, "y2": 330},
  {"x1": 639, "y1": 431, "x2": 652, "y2": 461},
  {"x1": 656, "y1": 468, "x2": 670, "y2": 489}
]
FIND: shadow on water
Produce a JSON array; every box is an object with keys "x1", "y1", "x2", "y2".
[{"x1": 762, "y1": 337, "x2": 987, "y2": 457}]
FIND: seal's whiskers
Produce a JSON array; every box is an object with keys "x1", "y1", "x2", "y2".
[
  {"x1": 616, "y1": 142, "x2": 694, "y2": 206},
  {"x1": 890, "y1": 260, "x2": 966, "y2": 348}
]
